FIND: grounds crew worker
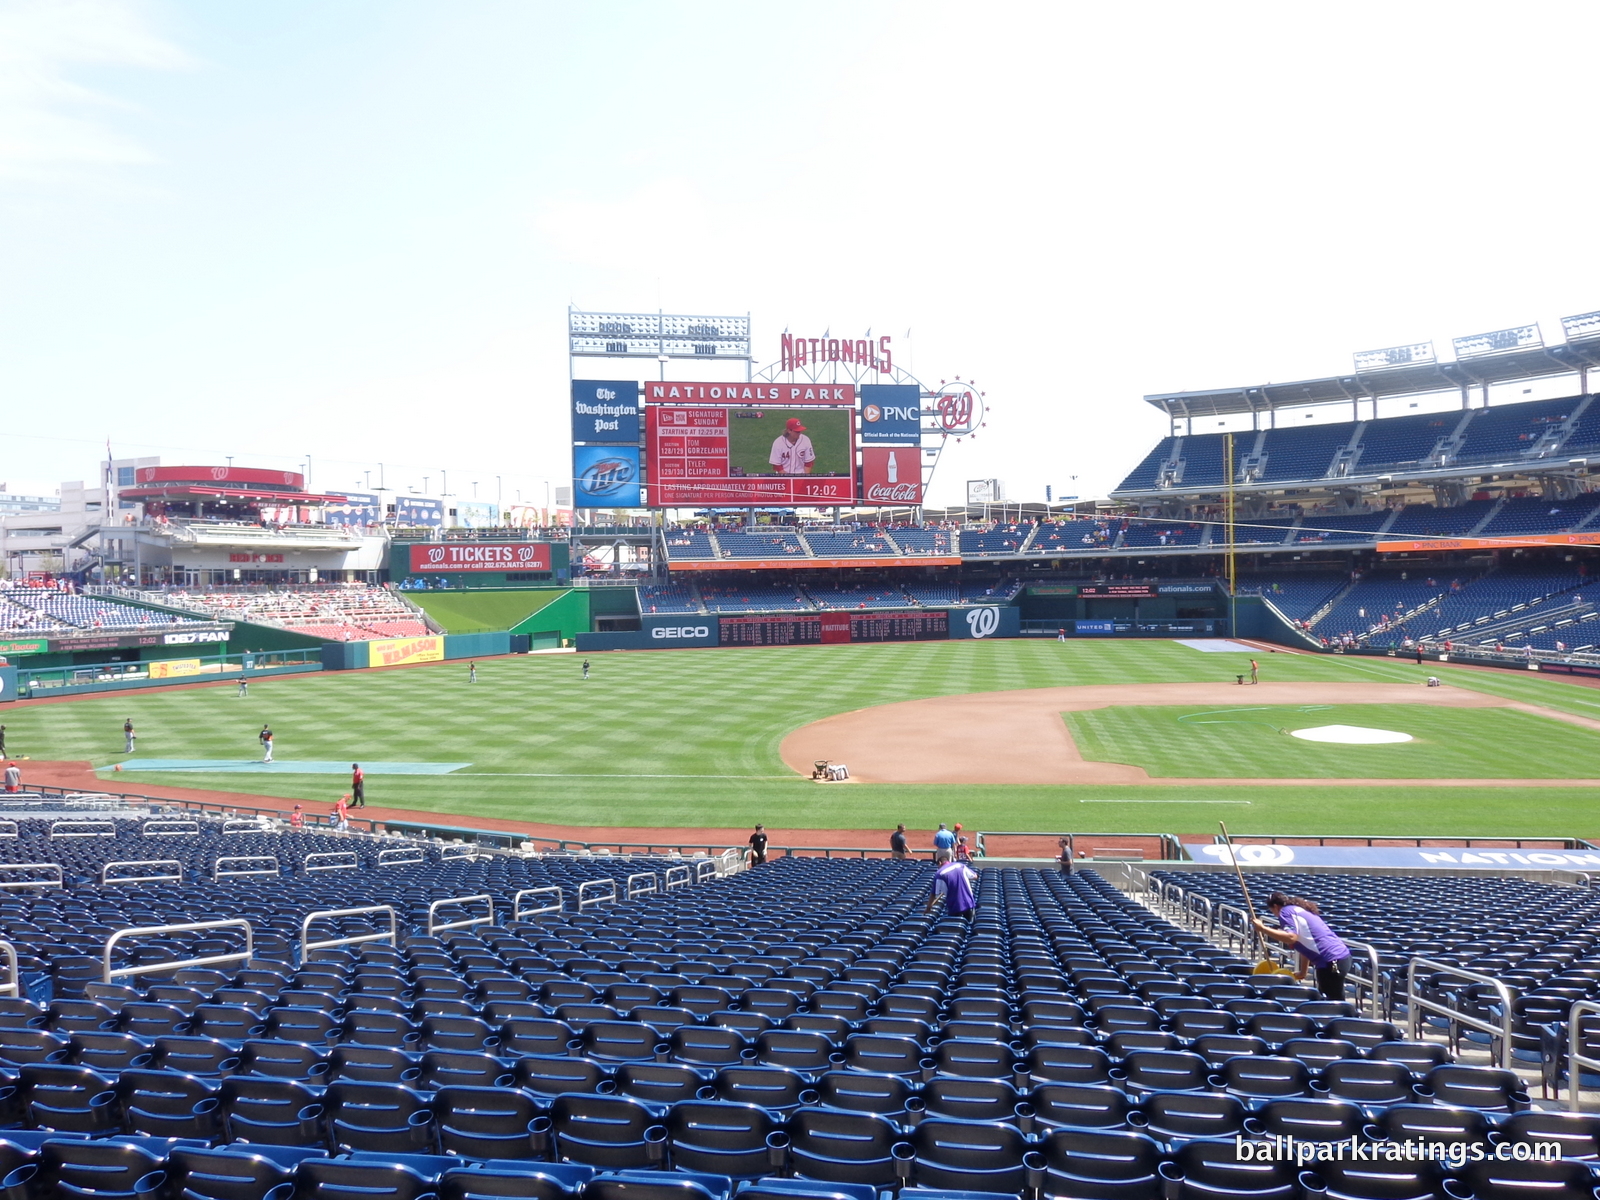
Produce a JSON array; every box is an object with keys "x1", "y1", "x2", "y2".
[{"x1": 1253, "y1": 891, "x2": 1353, "y2": 1000}]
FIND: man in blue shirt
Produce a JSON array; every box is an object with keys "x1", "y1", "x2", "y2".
[{"x1": 932, "y1": 823, "x2": 955, "y2": 864}]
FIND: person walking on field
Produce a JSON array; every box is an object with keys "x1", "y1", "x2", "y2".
[
  {"x1": 123, "y1": 719, "x2": 136, "y2": 754},
  {"x1": 925, "y1": 858, "x2": 979, "y2": 922},
  {"x1": 1249, "y1": 658, "x2": 1259, "y2": 684},
  {"x1": 468, "y1": 662, "x2": 476, "y2": 684},
  {"x1": 932, "y1": 823, "x2": 955, "y2": 864},
  {"x1": 582, "y1": 659, "x2": 591, "y2": 680},
  {"x1": 889, "y1": 824, "x2": 909, "y2": 861},
  {"x1": 1252, "y1": 890, "x2": 1353, "y2": 1001},
  {"x1": 747, "y1": 824, "x2": 768, "y2": 867},
  {"x1": 238, "y1": 677, "x2": 248, "y2": 698},
  {"x1": 259, "y1": 725, "x2": 273, "y2": 763},
  {"x1": 350, "y1": 763, "x2": 365, "y2": 808}
]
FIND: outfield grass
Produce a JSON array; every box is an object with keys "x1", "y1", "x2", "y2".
[
  {"x1": 1063, "y1": 703, "x2": 1600, "y2": 779},
  {"x1": 410, "y1": 590, "x2": 560, "y2": 633},
  {"x1": 6, "y1": 640, "x2": 1600, "y2": 838}
]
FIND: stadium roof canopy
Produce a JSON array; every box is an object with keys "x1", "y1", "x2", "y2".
[{"x1": 1145, "y1": 338, "x2": 1600, "y2": 421}]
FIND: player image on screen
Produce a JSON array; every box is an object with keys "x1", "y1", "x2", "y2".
[
  {"x1": 770, "y1": 418, "x2": 814, "y2": 474},
  {"x1": 726, "y1": 408, "x2": 850, "y2": 479}
]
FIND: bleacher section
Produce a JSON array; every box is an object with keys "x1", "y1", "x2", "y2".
[
  {"x1": 713, "y1": 531, "x2": 808, "y2": 560},
  {"x1": 886, "y1": 527, "x2": 956, "y2": 555},
  {"x1": 1239, "y1": 574, "x2": 1346, "y2": 622},
  {"x1": 1120, "y1": 521, "x2": 1207, "y2": 549},
  {"x1": 1314, "y1": 571, "x2": 1462, "y2": 640},
  {"x1": 1116, "y1": 436, "x2": 1178, "y2": 491},
  {"x1": 802, "y1": 583, "x2": 914, "y2": 610},
  {"x1": 164, "y1": 586, "x2": 426, "y2": 642},
  {"x1": 1026, "y1": 520, "x2": 1119, "y2": 553},
  {"x1": 1350, "y1": 411, "x2": 1461, "y2": 475},
  {"x1": 1227, "y1": 517, "x2": 1298, "y2": 547},
  {"x1": 1476, "y1": 494, "x2": 1600, "y2": 537},
  {"x1": 0, "y1": 588, "x2": 209, "y2": 637},
  {"x1": 801, "y1": 530, "x2": 899, "y2": 557},
  {"x1": 1294, "y1": 511, "x2": 1393, "y2": 544},
  {"x1": 1174, "y1": 434, "x2": 1227, "y2": 488},
  {"x1": 0, "y1": 804, "x2": 1588, "y2": 1200},
  {"x1": 1452, "y1": 395, "x2": 1579, "y2": 466},
  {"x1": 959, "y1": 525, "x2": 1033, "y2": 556},
  {"x1": 1384, "y1": 500, "x2": 1495, "y2": 539},
  {"x1": 662, "y1": 531, "x2": 717, "y2": 559},
  {"x1": 637, "y1": 585, "x2": 701, "y2": 615},
  {"x1": 1254, "y1": 420, "x2": 1357, "y2": 482},
  {"x1": 698, "y1": 584, "x2": 811, "y2": 614}
]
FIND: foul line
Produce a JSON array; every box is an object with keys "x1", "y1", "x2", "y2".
[{"x1": 456, "y1": 772, "x2": 800, "y2": 780}]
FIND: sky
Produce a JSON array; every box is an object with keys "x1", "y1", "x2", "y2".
[{"x1": 5, "y1": 0, "x2": 1600, "y2": 508}]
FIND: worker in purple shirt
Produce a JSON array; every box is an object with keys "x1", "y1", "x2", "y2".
[
  {"x1": 1252, "y1": 890, "x2": 1352, "y2": 1000},
  {"x1": 925, "y1": 859, "x2": 978, "y2": 922}
]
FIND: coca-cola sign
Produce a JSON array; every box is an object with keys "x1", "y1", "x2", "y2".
[{"x1": 861, "y1": 446, "x2": 922, "y2": 505}]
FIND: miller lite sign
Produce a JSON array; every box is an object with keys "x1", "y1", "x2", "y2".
[{"x1": 861, "y1": 446, "x2": 922, "y2": 505}]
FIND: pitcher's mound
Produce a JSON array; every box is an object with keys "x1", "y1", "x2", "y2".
[{"x1": 1290, "y1": 725, "x2": 1413, "y2": 745}]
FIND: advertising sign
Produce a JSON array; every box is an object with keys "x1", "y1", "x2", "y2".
[
  {"x1": 1075, "y1": 620, "x2": 1116, "y2": 634},
  {"x1": 162, "y1": 630, "x2": 229, "y2": 645},
  {"x1": 644, "y1": 382, "x2": 856, "y2": 407},
  {"x1": 396, "y1": 497, "x2": 445, "y2": 527},
  {"x1": 648, "y1": 406, "x2": 857, "y2": 507},
  {"x1": 641, "y1": 614, "x2": 718, "y2": 647},
  {"x1": 858, "y1": 384, "x2": 922, "y2": 445},
  {"x1": 137, "y1": 465, "x2": 304, "y2": 489},
  {"x1": 573, "y1": 445, "x2": 643, "y2": 508},
  {"x1": 861, "y1": 446, "x2": 923, "y2": 505},
  {"x1": 572, "y1": 380, "x2": 642, "y2": 443},
  {"x1": 454, "y1": 501, "x2": 501, "y2": 529},
  {"x1": 0, "y1": 666, "x2": 16, "y2": 703},
  {"x1": 1185, "y1": 842, "x2": 1600, "y2": 870},
  {"x1": 718, "y1": 611, "x2": 947, "y2": 646},
  {"x1": 148, "y1": 659, "x2": 202, "y2": 679},
  {"x1": 369, "y1": 636, "x2": 445, "y2": 667},
  {"x1": 408, "y1": 543, "x2": 552, "y2": 573},
  {"x1": 0, "y1": 639, "x2": 48, "y2": 657},
  {"x1": 326, "y1": 492, "x2": 381, "y2": 528}
]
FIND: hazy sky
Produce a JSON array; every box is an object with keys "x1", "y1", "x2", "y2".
[{"x1": 5, "y1": 0, "x2": 1600, "y2": 507}]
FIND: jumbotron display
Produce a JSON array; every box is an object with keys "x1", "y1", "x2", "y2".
[{"x1": 648, "y1": 404, "x2": 857, "y2": 506}]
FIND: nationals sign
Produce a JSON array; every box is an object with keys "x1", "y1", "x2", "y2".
[
  {"x1": 645, "y1": 382, "x2": 856, "y2": 406},
  {"x1": 408, "y1": 543, "x2": 551, "y2": 572}
]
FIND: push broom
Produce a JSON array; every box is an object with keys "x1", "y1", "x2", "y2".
[{"x1": 1218, "y1": 821, "x2": 1290, "y2": 975}]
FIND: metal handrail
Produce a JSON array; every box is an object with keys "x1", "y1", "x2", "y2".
[
  {"x1": 214, "y1": 856, "x2": 280, "y2": 881},
  {"x1": 0, "y1": 864, "x2": 63, "y2": 890},
  {"x1": 142, "y1": 820, "x2": 200, "y2": 836},
  {"x1": 513, "y1": 887, "x2": 563, "y2": 920},
  {"x1": 1406, "y1": 956, "x2": 1515, "y2": 1069},
  {"x1": 50, "y1": 819, "x2": 116, "y2": 838},
  {"x1": 376, "y1": 847, "x2": 426, "y2": 868},
  {"x1": 301, "y1": 905, "x2": 398, "y2": 958},
  {"x1": 0, "y1": 822, "x2": 18, "y2": 839},
  {"x1": 577, "y1": 879, "x2": 617, "y2": 910},
  {"x1": 0, "y1": 941, "x2": 19, "y2": 998},
  {"x1": 1186, "y1": 892, "x2": 1214, "y2": 936},
  {"x1": 104, "y1": 918, "x2": 254, "y2": 984},
  {"x1": 663, "y1": 866, "x2": 692, "y2": 891},
  {"x1": 1214, "y1": 902, "x2": 1253, "y2": 956},
  {"x1": 1343, "y1": 939, "x2": 1384, "y2": 1020},
  {"x1": 426, "y1": 893, "x2": 493, "y2": 936},
  {"x1": 101, "y1": 860, "x2": 183, "y2": 886},
  {"x1": 1568, "y1": 999, "x2": 1600, "y2": 1112},
  {"x1": 694, "y1": 860, "x2": 718, "y2": 882},
  {"x1": 222, "y1": 820, "x2": 268, "y2": 834},
  {"x1": 626, "y1": 872, "x2": 658, "y2": 900},
  {"x1": 439, "y1": 844, "x2": 478, "y2": 861},
  {"x1": 303, "y1": 852, "x2": 359, "y2": 873}
]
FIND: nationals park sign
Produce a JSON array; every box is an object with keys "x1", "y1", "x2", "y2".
[{"x1": 408, "y1": 544, "x2": 551, "y2": 573}]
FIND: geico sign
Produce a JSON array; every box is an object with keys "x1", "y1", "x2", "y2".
[{"x1": 651, "y1": 626, "x2": 710, "y2": 640}]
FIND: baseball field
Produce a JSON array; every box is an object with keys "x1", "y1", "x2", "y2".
[{"x1": 7, "y1": 638, "x2": 1600, "y2": 841}]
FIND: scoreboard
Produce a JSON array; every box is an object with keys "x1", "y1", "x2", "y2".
[{"x1": 719, "y1": 610, "x2": 948, "y2": 647}]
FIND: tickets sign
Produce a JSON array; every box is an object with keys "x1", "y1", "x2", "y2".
[
  {"x1": 408, "y1": 544, "x2": 551, "y2": 573},
  {"x1": 369, "y1": 636, "x2": 444, "y2": 667}
]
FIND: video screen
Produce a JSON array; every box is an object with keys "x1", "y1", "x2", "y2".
[{"x1": 648, "y1": 405, "x2": 858, "y2": 506}]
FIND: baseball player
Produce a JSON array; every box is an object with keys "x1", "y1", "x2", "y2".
[{"x1": 769, "y1": 418, "x2": 815, "y2": 475}]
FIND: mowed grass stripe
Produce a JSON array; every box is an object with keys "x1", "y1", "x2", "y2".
[{"x1": 4, "y1": 640, "x2": 1598, "y2": 837}]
